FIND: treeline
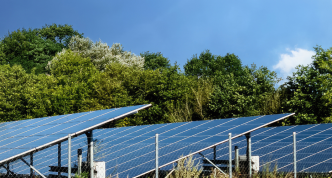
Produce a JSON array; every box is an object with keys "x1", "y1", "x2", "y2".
[{"x1": 0, "y1": 24, "x2": 331, "y2": 126}]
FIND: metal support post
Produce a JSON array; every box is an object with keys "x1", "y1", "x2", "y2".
[
  {"x1": 235, "y1": 146, "x2": 239, "y2": 171},
  {"x1": 58, "y1": 143, "x2": 61, "y2": 178},
  {"x1": 213, "y1": 146, "x2": 216, "y2": 160},
  {"x1": 155, "y1": 134, "x2": 159, "y2": 178},
  {"x1": 86, "y1": 131, "x2": 94, "y2": 178},
  {"x1": 90, "y1": 131, "x2": 94, "y2": 178},
  {"x1": 246, "y1": 133, "x2": 252, "y2": 177},
  {"x1": 68, "y1": 134, "x2": 71, "y2": 178},
  {"x1": 229, "y1": 133, "x2": 232, "y2": 178},
  {"x1": 30, "y1": 152, "x2": 33, "y2": 178},
  {"x1": 78, "y1": 149, "x2": 82, "y2": 175},
  {"x1": 293, "y1": 132, "x2": 297, "y2": 178}
]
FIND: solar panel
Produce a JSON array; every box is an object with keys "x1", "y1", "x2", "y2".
[
  {"x1": 251, "y1": 124, "x2": 332, "y2": 173},
  {"x1": 0, "y1": 113, "x2": 296, "y2": 177},
  {"x1": 130, "y1": 113, "x2": 294, "y2": 177},
  {"x1": 0, "y1": 104, "x2": 151, "y2": 166},
  {"x1": 208, "y1": 123, "x2": 332, "y2": 173},
  {"x1": 12, "y1": 113, "x2": 291, "y2": 177}
]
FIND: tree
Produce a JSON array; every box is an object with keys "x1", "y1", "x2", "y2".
[
  {"x1": 37, "y1": 24, "x2": 83, "y2": 47},
  {"x1": 184, "y1": 50, "x2": 280, "y2": 119},
  {"x1": 184, "y1": 50, "x2": 243, "y2": 77},
  {"x1": 141, "y1": 51, "x2": 171, "y2": 70},
  {"x1": 101, "y1": 63, "x2": 194, "y2": 126},
  {"x1": 0, "y1": 42, "x2": 5, "y2": 65},
  {"x1": 208, "y1": 65, "x2": 279, "y2": 119},
  {"x1": 48, "y1": 36, "x2": 145, "y2": 71},
  {"x1": 0, "y1": 64, "x2": 57, "y2": 121},
  {"x1": 282, "y1": 46, "x2": 332, "y2": 124},
  {"x1": 0, "y1": 24, "x2": 82, "y2": 74},
  {"x1": 48, "y1": 49, "x2": 106, "y2": 114}
]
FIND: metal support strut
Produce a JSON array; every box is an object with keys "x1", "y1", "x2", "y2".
[
  {"x1": 85, "y1": 131, "x2": 94, "y2": 178},
  {"x1": 68, "y1": 134, "x2": 71, "y2": 178},
  {"x1": 6, "y1": 163, "x2": 9, "y2": 177},
  {"x1": 235, "y1": 146, "x2": 239, "y2": 171},
  {"x1": 155, "y1": 133, "x2": 159, "y2": 178},
  {"x1": 20, "y1": 157, "x2": 46, "y2": 178},
  {"x1": 199, "y1": 153, "x2": 227, "y2": 176},
  {"x1": 245, "y1": 133, "x2": 252, "y2": 177},
  {"x1": 58, "y1": 143, "x2": 61, "y2": 178},
  {"x1": 30, "y1": 153, "x2": 33, "y2": 178},
  {"x1": 293, "y1": 132, "x2": 297, "y2": 178},
  {"x1": 1, "y1": 163, "x2": 16, "y2": 177},
  {"x1": 213, "y1": 146, "x2": 216, "y2": 160},
  {"x1": 78, "y1": 149, "x2": 83, "y2": 175},
  {"x1": 229, "y1": 133, "x2": 232, "y2": 178}
]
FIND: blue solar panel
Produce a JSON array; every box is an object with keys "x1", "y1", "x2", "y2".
[
  {"x1": 0, "y1": 113, "x2": 294, "y2": 177},
  {"x1": 59, "y1": 113, "x2": 292, "y2": 177},
  {"x1": 0, "y1": 104, "x2": 151, "y2": 166},
  {"x1": 210, "y1": 123, "x2": 332, "y2": 173}
]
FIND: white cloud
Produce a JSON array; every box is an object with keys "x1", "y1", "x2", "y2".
[{"x1": 273, "y1": 48, "x2": 315, "y2": 82}]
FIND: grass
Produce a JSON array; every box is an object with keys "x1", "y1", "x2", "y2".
[
  {"x1": 71, "y1": 157, "x2": 332, "y2": 178},
  {"x1": 167, "y1": 155, "x2": 202, "y2": 178},
  {"x1": 162, "y1": 157, "x2": 331, "y2": 178}
]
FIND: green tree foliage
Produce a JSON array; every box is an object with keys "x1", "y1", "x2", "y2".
[
  {"x1": 282, "y1": 46, "x2": 332, "y2": 124},
  {"x1": 0, "y1": 64, "x2": 55, "y2": 121},
  {"x1": 0, "y1": 48, "x2": 202, "y2": 125},
  {"x1": 0, "y1": 24, "x2": 82, "y2": 74},
  {"x1": 184, "y1": 50, "x2": 243, "y2": 77},
  {"x1": 37, "y1": 24, "x2": 83, "y2": 47},
  {"x1": 0, "y1": 44, "x2": 283, "y2": 125},
  {"x1": 0, "y1": 50, "x2": 131, "y2": 122},
  {"x1": 140, "y1": 51, "x2": 171, "y2": 70},
  {"x1": 48, "y1": 49, "x2": 102, "y2": 114},
  {"x1": 0, "y1": 41, "x2": 5, "y2": 65},
  {"x1": 106, "y1": 64, "x2": 195, "y2": 126},
  {"x1": 168, "y1": 78, "x2": 214, "y2": 122},
  {"x1": 209, "y1": 65, "x2": 280, "y2": 119},
  {"x1": 51, "y1": 36, "x2": 145, "y2": 71},
  {"x1": 185, "y1": 50, "x2": 280, "y2": 119},
  {"x1": 1, "y1": 24, "x2": 290, "y2": 126}
]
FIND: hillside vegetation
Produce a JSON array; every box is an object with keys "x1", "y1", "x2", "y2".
[{"x1": 0, "y1": 24, "x2": 331, "y2": 126}]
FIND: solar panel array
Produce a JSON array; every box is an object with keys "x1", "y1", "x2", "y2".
[
  {"x1": 238, "y1": 123, "x2": 332, "y2": 173},
  {"x1": 0, "y1": 113, "x2": 294, "y2": 177},
  {"x1": 185, "y1": 123, "x2": 332, "y2": 174},
  {"x1": 0, "y1": 104, "x2": 151, "y2": 167}
]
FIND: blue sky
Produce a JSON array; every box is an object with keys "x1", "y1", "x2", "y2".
[{"x1": 1, "y1": 1, "x2": 332, "y2": 84}]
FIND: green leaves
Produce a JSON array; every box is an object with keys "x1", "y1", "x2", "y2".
[
  {"x1": 184, "y1": 50, "x2": 243, "y2": 78},
  {"x1": 0, "y1": 42, "x2": 5, "y2": 65},
  {"x1": 5, "y1": 24, "x2": 332, "y2": 126},
  {"x1": 104, "y1": 64, "x2": 194, "y2": 125},
  {"x1": 0, "y1": 65, "x2": 54, "y2": 121},
  {"x1": 185, "y1": 50, "x2": 280, "y2": 119},
  {"x1": 0, "y1": 24, "x2": 82, "y2": 74},
  {"x1": 37, "y1": 24, "x2": 83, "y2": 47},
  {"x1": 141, "y1": 51, "x2": 171, "y2": 70},
  {"x1": 282, "y1": 46, "x2": 332, "y2": 124}
]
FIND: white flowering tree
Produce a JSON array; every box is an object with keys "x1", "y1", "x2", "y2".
[{"x1": 47, "y1": 36, "x2": 144, "y2": 71}]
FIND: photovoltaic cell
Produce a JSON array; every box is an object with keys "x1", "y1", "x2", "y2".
[{"x1": 0, "y1": 104, "x2": 151, "y2": 166}]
